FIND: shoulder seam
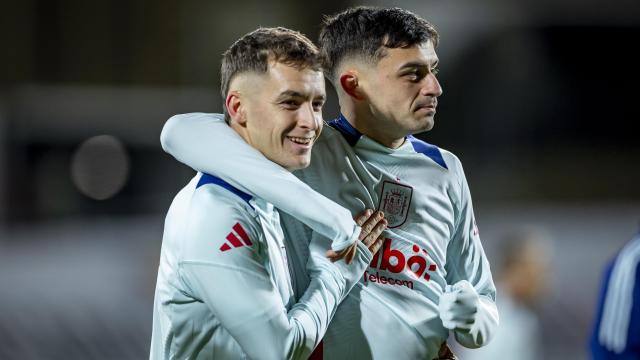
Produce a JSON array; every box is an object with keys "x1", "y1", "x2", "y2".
[{"x1": 197, "y1": 173, "x2": 253, "y2": 207}]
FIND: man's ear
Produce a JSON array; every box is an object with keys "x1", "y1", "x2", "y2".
[
  {"x1": 339, "y1": 72, "x2": 366, "y2": 101},
  {"x1": 225, "y1": 91, "x2": 246, "y2": 125}
]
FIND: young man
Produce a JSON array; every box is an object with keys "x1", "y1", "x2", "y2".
[
  {"x1": 150, "y1": 27, "x2": 387, "y2": 360},
  {"x1": 160, "y1": 7, "x2": 498, "y2": 359}
]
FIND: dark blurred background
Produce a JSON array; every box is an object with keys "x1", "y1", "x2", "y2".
[{"x1": 1, "y1": 0, "x2": 638, "y2": 358}]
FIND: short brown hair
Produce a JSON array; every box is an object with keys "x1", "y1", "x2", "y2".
[{"x1": 220, "y1": 27, "x2": 321, "y2": 121}]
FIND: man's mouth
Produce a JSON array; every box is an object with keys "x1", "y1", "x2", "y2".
[
  {"x1": 286, "y1": 136, "x2": 314, "y2": 145},
  {"x1": 414, "y1": 103, "x2": 436, "y2": 112},
  {"x1": 414, "y1": 99, "x2": 438, "y2": 113}
]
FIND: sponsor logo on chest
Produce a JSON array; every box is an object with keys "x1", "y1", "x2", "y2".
[
  {"x1": 377, "y1": 180, "x2": 413, "y2": 228},
  {"x1": 363, "y1": 237, "x2": 438, "y2": 290}
]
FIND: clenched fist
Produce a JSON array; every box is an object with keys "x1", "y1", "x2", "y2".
[{"x1": 439, "y1": 280, "x2": 480, "y2": 331}]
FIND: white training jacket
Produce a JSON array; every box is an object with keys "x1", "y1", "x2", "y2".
[{"x1": 160, "y1": 113, "x2": 498, "y2": 359}]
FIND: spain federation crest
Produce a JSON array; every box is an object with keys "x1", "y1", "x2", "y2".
[{"x1": 377, "y1": 180, "x2": 413, "y2": 228}]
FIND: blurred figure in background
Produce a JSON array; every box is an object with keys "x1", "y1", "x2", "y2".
[
  {"x1": 456, "y1": 229, "x2": 552, "y2": 360},
  {"x1": 590, "y1": 229, "x2": 640, "y2": 359}
]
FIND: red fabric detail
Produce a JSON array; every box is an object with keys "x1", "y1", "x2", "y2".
[
  {"x1": 309, "y1": 340, "x2": 323, "y2": 360},
  {"x1": 233, "y1": 223, "x2": 253, "y2": 246},
  {"x1": 226, "y1": 232, "x2": 243, "y2": 248}
]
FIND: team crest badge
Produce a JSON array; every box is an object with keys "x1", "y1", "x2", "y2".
[{"x1": 377, "y1": 180, "x2": 413, "y2": 228}]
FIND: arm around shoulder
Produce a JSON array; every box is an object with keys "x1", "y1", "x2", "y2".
[{"x1": 160, "y1": 112, "x2": 362, "y2": 252}]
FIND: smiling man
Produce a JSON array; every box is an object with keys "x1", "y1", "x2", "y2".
[
  {"x1": 150, "y1": 27, "x2": 387, "y2": 360},
  {"x1": 160, "y1": 7, "x2": 498, "y2": 359},
  {"x1": 220, "y1": 53, "x2": 324, "y2": 171}
]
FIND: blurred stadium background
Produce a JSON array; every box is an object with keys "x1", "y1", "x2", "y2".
[{"x1": 1, "y1": 0, "x2": 639, "y2": 358}]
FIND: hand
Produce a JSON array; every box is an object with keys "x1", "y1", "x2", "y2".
[
  {"x1": 438, "y1": 280, "x2": 480, "y2": 331},
  {"x1": 326, "y1": 209, "x2": 387, "y2": 264}
]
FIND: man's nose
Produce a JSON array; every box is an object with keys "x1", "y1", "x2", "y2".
[
  {"x1": 298, "y1": 104, "x2": 319, "y2": 130},
  {"x1": 421, "y1": 73, "x2": 443, "y2": 97}
]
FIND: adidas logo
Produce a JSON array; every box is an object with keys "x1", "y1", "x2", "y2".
[{"x1": 220, "y1": 223, "x2": 253, "y2": 252}]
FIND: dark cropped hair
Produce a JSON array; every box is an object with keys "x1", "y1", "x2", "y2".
[
  {"x1": 319, "y1": 7, "x2": 439, "y2": 82},
  {"x1": 220, "y1": 27, "x2": 321, "y2": 120}
]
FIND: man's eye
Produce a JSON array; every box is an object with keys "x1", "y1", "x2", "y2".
[
  {"x1": 404, "y1": 72, "x2": 421, "y2": 82},
  {"x1": 312, "y1": 102, "x2": 324, "y2": 111},
  {"x1": 282, "y1": 100, "x2": 300, "y2": 108},
  {"x1": 404, "y1": 68, "x2": 437, "y2": 82}
]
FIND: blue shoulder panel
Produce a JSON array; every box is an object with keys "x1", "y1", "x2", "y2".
[
  {"x1": 196, "y1": 173, "x2": 253, "y2": 205},
  {"x1": 407, "y1": 135, "x2": 448, "y2": 170},
  {"x1": 327, "y1": 114, "x2": 362, "y2": 146},
  {"x1": 590, "y1": 233, "x2": 640, "y2": 358}
]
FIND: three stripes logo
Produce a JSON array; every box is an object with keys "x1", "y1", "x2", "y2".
[{"x1": 220, "y1": 223, "x2": 253, "y2": 252}]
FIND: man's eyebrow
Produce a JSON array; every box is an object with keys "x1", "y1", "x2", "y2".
[
  {"x1": 275, "y1": 90, "x2": 325, "y2": 101},
  {"x1": 398, "y1": 60, "x2": 439, "y2": 71},
  {"x1": 277, "y1": 90, "x2": 305, "y2": 99}
]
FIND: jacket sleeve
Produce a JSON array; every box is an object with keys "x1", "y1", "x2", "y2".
[
  {"x1": 160, "y1": 112, "x2": 359, "y2": 252},
  {"x1": 444, "y1": 157, "x2": 499, "y2": 348}
]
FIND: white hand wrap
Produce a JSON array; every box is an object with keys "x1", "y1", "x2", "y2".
[
  {"x1": 439, "y1": 280, "x2": 499, "y2": 348},
  {"x1": 439, "y1": 280, "x2": 479, "y2": 331}
]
